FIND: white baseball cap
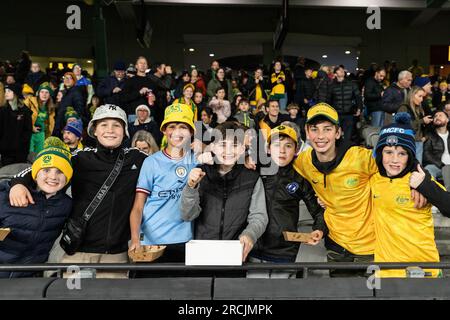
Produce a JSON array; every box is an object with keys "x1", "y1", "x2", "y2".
[{"x1": 87, "y1": 104, "x2": 130, "y2": 138}]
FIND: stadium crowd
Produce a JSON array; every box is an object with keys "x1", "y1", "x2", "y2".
[{"x1": 0, "y1": 50, "x2": 450, "y2": 279}]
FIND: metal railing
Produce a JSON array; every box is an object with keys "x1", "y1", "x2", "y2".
[{"x1": 0, "y1": 262, "x2": 449, "y2": 278}]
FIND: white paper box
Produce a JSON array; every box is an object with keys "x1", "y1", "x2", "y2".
[{"x1": 185, "y1": 240, "x2": 243, "y2": 266}]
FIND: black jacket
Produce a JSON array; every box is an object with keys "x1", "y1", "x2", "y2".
[
  {"x1": 364, "y1": 77, "x2": 384, "y2": 113},
  {"x1": 120, "y1": 75, "x2": 157, "y2": 116},
  {"x1": 254, "y1": 164, "x2": 327, "y2": 261},
  {"x1": 0, "y1": 182, "x2": 71, "y2": 277},
  {"x1": 96, "y1": 75, "x2": 126, "y2": 106},
  {"x1": 327, "y1": 78, "x2": 362, "y2": 115},
  {"x1": 313, "y1": 71, "x2": 331, "y2": 104},
  {"x1": 424, "y1": 130, "x2": 450, "y2": 169},
  {"x1": 194, "y1": 164, "x2": 261, "y2": 241},
  {"x1": 246, "y1": 78, "x2": 268, "y2": 103},
  {"x1": 432, "y1": 91, "x2": 450, "y2": 110},
  {"x1": 53, "y1": 86, "x2": 87, "y2": 136},
  {"x1": 295, "y1": 77, "x2": 315, "y2": 111},
  {"x1": 0, "y1": 103, "x2": 32, "y2": 156},
  {"x1": 382, "y1": 82, "x2": 407, "y2": 113},
  {"x1": 11, "y1": 144, "x2": 147, "y2": 254}
]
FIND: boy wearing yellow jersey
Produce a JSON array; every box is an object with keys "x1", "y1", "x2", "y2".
[
  {"x1": 293, "y1": 103, "x2": 377, "y2": 276},
  {"x1": 371, "y1": 113, "x2": 450, "y2": 278}
]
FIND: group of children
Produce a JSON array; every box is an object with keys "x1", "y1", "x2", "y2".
[{"x1": 1, "y1": 100, "x2": 450, "y2": 279}]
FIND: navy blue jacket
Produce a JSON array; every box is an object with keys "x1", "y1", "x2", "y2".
[
  {"x1": 0, "y1": 182, "x2": 71, "y2": 278},
  {"x1": 96, "y1": 75, "x2": 126, "y2": 105}
]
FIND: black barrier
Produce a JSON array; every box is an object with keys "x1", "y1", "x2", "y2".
[
  {"x1": 46, "y1": 278, "x2": 213, "y2": 300},
  {"x1": 0, "y1": 262, "x2": 449, "y2": 275}
]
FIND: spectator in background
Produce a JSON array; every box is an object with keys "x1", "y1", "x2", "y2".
[
  {"x1": 72, "y1": 64, "x2": 94, "y2": 105},
  {"x1": 121, "y1": 56, "x2": 156, "y2": 121},
  {"x1": 190, "y1": 68, "x2": 206, "y2": 97},
  {"x1": 364, "y1": 67, "x2": 386, "y2": 127},
  {"x1": 0, "y1": 81, "x2": 4, "y2": 107},
  {"x1": 293, "y1": 56, "x2": 306, "y2": 84},
  {"x1": 128, "y1": 104, "x2": 161, "y2": 145},
  {"x1": 207, "y1": 68, "x2": 232, "y2": 102},
  {"x1": 382, "y1": 70, "x2": 412, "y2": 124},
  {"x1": 208, "y1": 87, "x2": 231, "y2": 124},
  {"x1": 173, "y1": 70, "x2": 190, "y2": 99},
  {"x1": 193, "y1": 90, "x2": 206, "y2": 118},
  {"x1": 24, "y1": 82, "x2": 56, "y2": 154},
  {"x1": 258, "y1": 99, "x2": 290, "y2": 141},
  {"x1": 248, "y1": 68, "x2": 267, "y2": 109},
  {"x1": 88, "y1": 94, "x2": 101, "y2": 119},
  {"x1": 389, "y1": 61, "x2": 400, "y2": 87},
  {"x1": 14, "y1": 51, "x2": 31, "y2": 85},
  {"x1": 408, "y1": 59, "x2": 424, "y2": 79},
  {"x1": 96, "y1": 61, "x2": 127, "y2": 106},
  {"x1": 269, "y1": 61, "x2": 287, "y2": 111},
  {"x1": 398, "y1": 86, "x2": 432, "y2": 163},
  {"x1": 126, "y1": 65, "x2": 136, "y2": 78},
  {"x1": 53, "y1": 72, "x2": 86, "y2": 136},
  {"x1": 25, "y1": 62, "x2": 47, "y2": 92},
  {"x1": 174, "y1": 83, "x2": 197, "y2": 121},
  {"x1": 423, "y1": 110, "x2": 450, "y2": 190},
  {"x1": 286, "y1": 103, "x2": 304, "y2": 139},
  {"x1": 0, "y1": 83, "x2": 32, "y2": 166},
  {"x1": 444, "y1": 101, "x2": 450, "y2": 120},
  {"x1": 413, "y1": 76, "x2": 434, "y2": 115},
  {"x1": 205, "y1": 60, "x2": 220, "y2": 84},
  {"x1": 295, "y1": 66, "x2": 315, "y2": 115},
  {"x1": 327, "y1": 65, "x2": 363, "y2": 143},
  {"x1": 62, "y1": 119, "x2": 84, "y2": 154},
  {"x1": 131, "y1": 130, "x2": 159, "y2": 156},
  {"x1": 313, "y1": 66, "x2": 332, "y2": 104},
  {"x1": 21, "y1": 83, "x2": 34, "y2": 100},
  {"x1": 5, "y1": 74, "x2": 16, "y2": 85},
  {"x1": 433, "y1": 81, "x2": 449, "y2": 110},
  {"x1": 234, "y1": 98, "x2": 255, "y2": 129},
  {"x1": 147, "y1": 62, "x2": 175, "y2": 126}
]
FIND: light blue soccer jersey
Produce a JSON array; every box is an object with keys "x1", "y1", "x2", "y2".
[{"x1": 136, "y1": 149, "x2": 197, "y2": 245}]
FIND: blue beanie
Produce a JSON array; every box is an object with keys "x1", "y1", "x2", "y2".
[
  {"x1": 375, "y1": 112, "x2": 416, "y2": 157},
  {"x1": 63, "y1": 119, "x2": 83, "y2": 138},
  {"x1": 413, "y1": 76, "x2": 431, "y2": 88},
  {"x1": 113, "y1": 61, "x2": 126, "y2": 71}
]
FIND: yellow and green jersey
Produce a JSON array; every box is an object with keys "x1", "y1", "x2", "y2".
[
  {"x1": 294, "y1": 146, "x2": 378, "y2": 255},
  {"x1": 371, "y1": 172, "x2": 444, "y2": 278}
]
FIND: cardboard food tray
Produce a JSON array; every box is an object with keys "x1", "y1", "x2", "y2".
[
  {"x1": 128, "y1": 245, "x2": 166, "y2": 262},
  {"x1": 283, "y1": 231, "x2": 312, "y2": 243},
  {"x1": 0, "y1": 228, "x2": 11, "y2": 241}
]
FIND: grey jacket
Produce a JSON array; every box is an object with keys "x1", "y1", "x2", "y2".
[{"x1": 180, "y1": 164, "x2": 268, "y2": 244}]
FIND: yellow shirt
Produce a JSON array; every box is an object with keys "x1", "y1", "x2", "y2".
[
  {"x1": 371, "y1": 172, "x2": 442, "y2": 278},
  {"x1": 270, "y1": 72, "x2": 285, "y2": 98},
  {"x1": 294, "y1": 147, "x2": 377, "y2": 255}
]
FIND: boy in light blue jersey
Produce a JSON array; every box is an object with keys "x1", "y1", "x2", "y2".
[{"x1": 129, "y1": 103, "x2": 198, "y2": 263}]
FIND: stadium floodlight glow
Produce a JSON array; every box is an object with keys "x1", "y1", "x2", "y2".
[
  {"x1": 189, "y1": 48, "x2": 195, "y2": 52},
  {"x1": 322, "y1": 55, "x2": 328, "y2": 58},
  {"x1": 209, "y1": 53, "x2": 215, "y2": 57},
  {"x1": 345, "y1": 51, "x2": 351, "y2": 54}
]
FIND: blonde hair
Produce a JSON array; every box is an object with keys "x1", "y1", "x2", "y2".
[
  {"x1": 407, "y1": 86, "x2": 425, "y2": 119},
  {"x1": 131, "y1": 130, "x2": 159, "y2": 155}
]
